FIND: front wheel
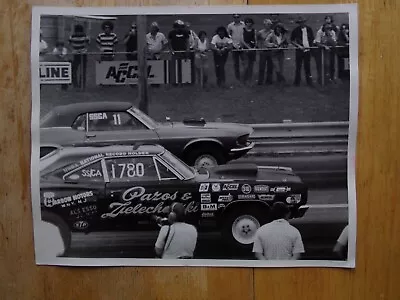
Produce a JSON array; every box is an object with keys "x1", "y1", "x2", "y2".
[
  {"x1": 186, "y1": 147, "x2": 225, "y2": 170},
  {"x1": 222, "y1": 206, "x2": 269, "y2": 253}
]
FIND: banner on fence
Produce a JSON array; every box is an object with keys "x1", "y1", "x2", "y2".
[
  {"x1": 39, "y1": 62, "x2": 72, "y2": 84},
  {"x1": 95, "y1": 60, "x2": 192, "y2": 85}
]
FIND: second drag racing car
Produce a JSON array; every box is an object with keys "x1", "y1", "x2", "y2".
[
  {"x1": 40, "y1": 101, "x2": 254, "y2": 169},
  {"x1": 39, "y1": 144, "x2": 309, "y2": 256}
]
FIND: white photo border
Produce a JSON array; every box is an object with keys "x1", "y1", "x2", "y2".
[{"x1": 30, "y1": 3, "x2": 358, "y2": 268}]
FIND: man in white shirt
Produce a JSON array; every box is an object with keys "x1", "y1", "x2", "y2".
[
  {"x1": 155, "y1": 203, "x2": 198, "y2": 259},
  {"x1": 252, "y1": 202, "x2": 305, "y2": 260},
  {"x1": 227, "y1": 14, "x2": 245, "y2": 81},
  {"x1": 146, "y1": 22, "x2": 168, "y2": 60}
]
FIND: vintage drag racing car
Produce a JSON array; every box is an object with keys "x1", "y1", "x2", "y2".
[
  {"x1": 40, "y1": 102, "x2": 254, "y2": 169},
  {"x1": 39, "y1": 144, "x2": 309, "y2": 256}
]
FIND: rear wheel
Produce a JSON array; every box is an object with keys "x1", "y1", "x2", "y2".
[
  {"x1": 222, "y1": 205, "x2": 269, "y2": 253},
  {"x1": 41, "y1": 210, "x2": 71, "y2": 257}
]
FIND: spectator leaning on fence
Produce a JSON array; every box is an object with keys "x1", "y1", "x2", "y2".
[
  {"x1": 168, "y1": 20, "x2": 190, "y2": 85},
  {"x1": 241, "y1": 18, "x2": 257, "y2": 84},
  {"x1": 257, "y1": 19, "x2": 275, "y2": 85},
  {"x1": 211, "y1": 26, "x2": 233, "y2": 88},
  {"x1": 68, "y1": 24, "x2": 90, "y2": 88},
  {"x1": 314, "y1": 23, "x2": 337, "y2": 83},
  {"x1": 290, "y1": 16, "x2": 315, "y2": 86},
  {"x1": 96, "y1": 21, "x2": 118, "y2": 61},
  {"x1": 146, "y1": 22, "x2": 168, "y2": 60},
  {"x1": 267, "y1": 22, "x2": 289, "y2": 84},
  {"x1": 186, "y1": 22, "x2": 199, "y2": 85},
  {"x1": 337, "y1": 23, "x2": 350, "y2": 80},
  {"x1": 227, "y1": 14, "x2": 246, "y2": 82},
  {"x1": 194, "y1": 30, "x2": 209, "y2": 86},
  {"x1": 52, "y1": 41, "x2": 69, "y2": 90},
  {"x1": 252, "y1": 202, "x2": 305, "y2": 260},
  {"x1": 123, "y1": 22, "x2": 138, "y2": 61}
]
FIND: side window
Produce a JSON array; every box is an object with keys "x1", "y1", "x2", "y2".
[
  {"x1": 87, "y1": 111, "x2": 146, "y2": 131},
  {"x1": 105, "y1": 156, "x2": 158, "y2": 182},
  {"x1": 155, "y1": 160, "x2": 178, "y2": 180},
  {"x1": 64, "y1": 160, "x2": 104, "y2": 182},
  {"x1": 72, "y1": 114, "x2": 87, "y2": 131}
]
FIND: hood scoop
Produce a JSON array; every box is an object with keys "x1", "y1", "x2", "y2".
[
  {"x1": 210, "y1": 163, "x2": 259, "y2": 178},
  {"x1": 182, "y1": 118, "x2": 206, "y2": 126}
]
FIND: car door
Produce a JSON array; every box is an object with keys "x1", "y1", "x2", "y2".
[{"x1": 83, "y1": 111, "x2": 160, "y2": 146}]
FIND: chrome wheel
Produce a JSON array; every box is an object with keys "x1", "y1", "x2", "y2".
[
  {"x1": 194, "y1": 154, "x2": 218, "y2": 170},
  {"x1": 231, "y1": 214, "x2": 260, "y2": 245}
]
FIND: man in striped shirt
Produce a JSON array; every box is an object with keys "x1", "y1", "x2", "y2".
[
  {"x1": 68, "y1": 24, "x2": 90, "y2": 88},
  {"x1": 96, "y1": 21, "x2": 118, "y2": 61}
]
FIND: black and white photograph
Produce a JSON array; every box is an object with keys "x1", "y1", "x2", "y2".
[{"x1": 31, "y1": 4, "x2": 358, "y2": 268}]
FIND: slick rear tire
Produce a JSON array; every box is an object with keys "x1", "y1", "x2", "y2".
[
  {"x1": 41, "y1": 210, "x2": 72, "y2": 257},
  {"x1": 187, "y1": 146, "x2": 225, "y2": 170},
  {"x1": 222, "y1": 206, "x2": 268, "y2": 254}
]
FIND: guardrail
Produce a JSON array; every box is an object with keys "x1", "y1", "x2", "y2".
[{"x1": 247, "y1": 121, "x2": 349, "y2": 156}]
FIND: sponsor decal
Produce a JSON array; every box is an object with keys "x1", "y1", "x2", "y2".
[
  {"x1": 254, "y1": 185, "x2": 270, "y2": 193},
  {"x1": 122, "y1": 186, "x2": 191, "y2": 202},
  {"x1": 43, "y1": 191, "x2": 94, "y2": 208},
  {"x1": 238, "y1": 194, "x2": 256, "y2": 200},
  {"x1": 89, "y1": 112, "x2": 108, "y2": 120},
  {"x1": 218, "y1": 194, "x2": 233, "y2": 202},
  {"x1": 70, "y1": 205, "x2": 97, "y2": 217},
  {"x1": 201, "y1": 203, "x2": 217, "y2": 211},
  {"x1": 39, "y1": 62, "x2": 71, "y2": 84},
  {"x1": 218, "y1": 204, "x2": 226, "y2": 209},
  {"x1": 258, "y1": 194, "x2": 275, "y2": 201},
  {"x1": 271, "y1": 186, "x2": 292, "y2": 193},
  {"x1": 222, "y1": 183, "x2": 239, "y2": 191},
  {"x1": 81, "y1": 168, "x2": 103, "y2": 178},
  {"x1": 201, "y1": 212, "x2": 215, "y2": 218},
  {"x1": 241, "y1": 184, "x2": 252, "y2": 194},
  {"x1": 286, "y1": 194, "x2": 302, "y2": 204},
  {"x1": 199, "y1": 183, "x2": 210, "y2": 192},
  {"x1": 212, "y1": 183, "x2": 221, "y2": 192},
  {"x1": 73, "y1": 220, "x2": 89, "y2": 230},
  {"x1": 43, "y1": 192, "x2": 55, "y2": 199},
  {"x1": 201, "y1": 193, "x2": 211, "y2": 203}
]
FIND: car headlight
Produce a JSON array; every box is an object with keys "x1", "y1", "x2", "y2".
[
  {"x1": 286, "y1": 194, "x2": 302, "y2": 204},
  {"x1": 237, "y1": 134, "x2": 249, "y2": 146}
]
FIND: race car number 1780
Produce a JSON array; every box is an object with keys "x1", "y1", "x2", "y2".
[{"x1": 110, "y1": 163, "x2": 145, "y2": 178}]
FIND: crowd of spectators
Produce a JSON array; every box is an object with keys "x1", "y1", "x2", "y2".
[{"x1": 40, "y1": 14, "x2": 350, "y2": 89}]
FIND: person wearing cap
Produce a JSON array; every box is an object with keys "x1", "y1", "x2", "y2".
[
  {"x1": 227, "y1": 14, "x2": 246, "y2": 81},
  {"x1": 146, "y1": 22, "x2": 168, "y2": 60},
  {"x1": 290, "y1": 16, "x2": 315, "y2": 86},
  {"x1": 154, "y1": 202, "x2": 198, "y2": 259},
  {"x1": 96, "y1": 21, "x2": 118, "y2": 61},
  {"x1": 252, "y1": 202, "x2": 305, "y2": 260},
  {"x1": 257, "y1": 19, "x2": 275, "y2": 85},
  {"x1": 123, "y1": 23, "x2": 138, "y2": 61}
]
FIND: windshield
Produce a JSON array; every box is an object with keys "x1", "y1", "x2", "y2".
[
  {"x1": 130, "y1": 107, "x2": 159, "y2": 128},
  {"x1": 160, "y1": 151, "x2": 196, "y2": 180}
]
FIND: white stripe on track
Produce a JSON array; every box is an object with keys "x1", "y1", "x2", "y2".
[{"x1": 307, "y1": 204, "x2": 348, "y2": 209}]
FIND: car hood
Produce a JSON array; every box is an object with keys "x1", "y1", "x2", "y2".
[
  {"x1": 156, "y1": 121, "x2": 253, "y2": 136},
  {"x1": 206, "y1": 163, "x2": 302, "y2": 183}
]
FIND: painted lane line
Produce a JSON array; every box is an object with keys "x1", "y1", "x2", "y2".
[{"x1": 307, "y1": 204, "x2": 348, "y2": 209}]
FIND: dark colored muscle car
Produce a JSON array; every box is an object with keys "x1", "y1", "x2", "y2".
[
  {"x1": 40, "y1": 102, "x2": 254, "y2": 169},
  {"x1": 40, "y1": 144, "x2": 309, "y2": 256}
]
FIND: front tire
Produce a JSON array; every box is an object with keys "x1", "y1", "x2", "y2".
[
  {"x1": 222, "y1": 206, "x2": 269, "y2": 253},
  {"x1": 186, "y1": 146, "x2": 225, "y2": 170}
]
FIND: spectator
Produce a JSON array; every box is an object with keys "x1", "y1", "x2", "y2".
[
  {"x1": 337, "y1": 23, "x2": 350, "y2": 80},
  {"x1": 154, "y1": 202, "x2": 198, "y2": 259},
  {"x1": 333, "y1": 224, "x2": 348, "y2": 260},
  {"x1": 168, "y1": 20, "x2": 190, "y2": 85},
  {"x1": 146, "y1": 22, "x2": 168, "y2": 60},
  {"x1": 52, "y1": 41, "x2": 69, "y2": 90},
  {"x1": 194, "y1": 30, "x2": 209, "y2": 86},
  {"x1": 68, "y1": 24, "x2": 90, "y2": 88},
  {"x1": 267, "y1": 23, "x2": 289, "y2": 84},
  {"x1": 320, "y1": 15, "x2": 340, "y2": 33},
  {"x1": 257, "y1": 19, "x2": 275, "y2": 85},
  {"x1": 241, "y1": 18, "x2": 257, "y2": 84},
  {"x1": 96, "y1": 21, "x2": 118, "y2": 61},
  {"x1": 290, "y1": 16, "x2": 314, "y2": 86},
  {"x1": 252, "y1": 202, "x2": 305, "y2": 260},
  {"x1": 39, "y1": 29, "x2": 48, "y2": 62},
  {"x1": 186, "y1": 22, "x2": 199, "y2": 85},
  {"x1": 210, "y1": 26, "x2": 233, "y2": 87},
  {"x1": 314, "y1": 23, "x2": 337, "y2": 83},
  {"x1": 227, "y1": 14, "x2": 245, "y2": 82},
  {"x1": 123, "y1": 22, "x2": 138, "y2": 60}
]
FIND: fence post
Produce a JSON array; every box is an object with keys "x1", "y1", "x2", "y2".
[
  {"x1": 321, "y1": 48, "x2": 325, "y2": 87},
  {"x1": 137, "y1": 15, "x2": 149, "y2": 114}
]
